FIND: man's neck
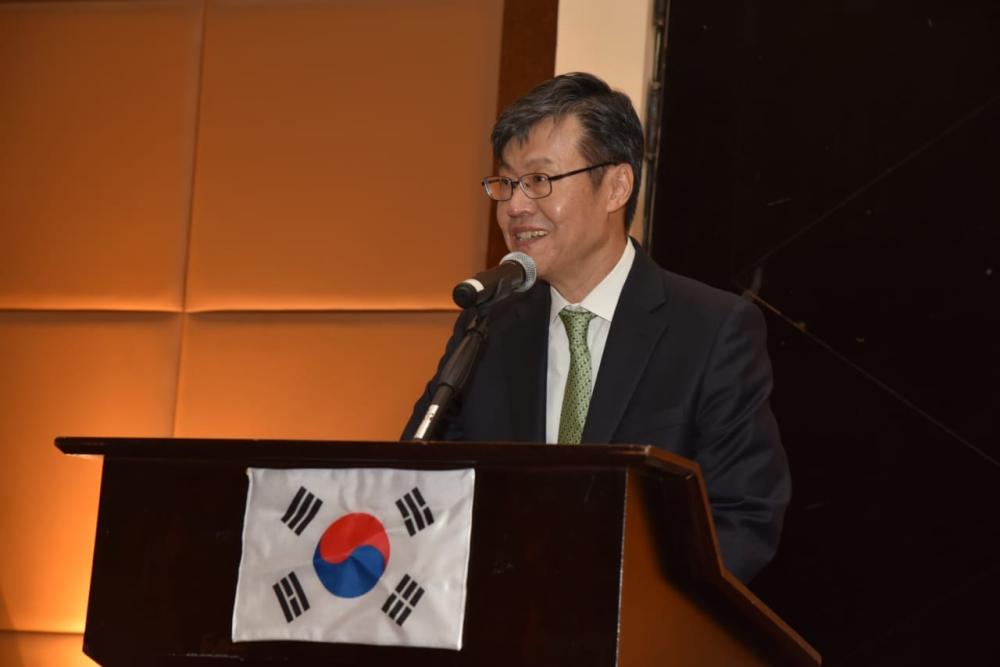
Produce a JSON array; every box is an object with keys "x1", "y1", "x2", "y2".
[{"x1": 550, "y1": 235, "x2": 629, "y2": 304}]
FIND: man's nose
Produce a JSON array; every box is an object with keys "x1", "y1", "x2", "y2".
[{"x1": 505, "y1": 183, "x2": 536, "y2": 216}]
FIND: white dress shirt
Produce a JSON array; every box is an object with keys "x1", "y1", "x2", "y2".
[{"x1": 545, "y1": 241, "x2": 636, "y2": 443}]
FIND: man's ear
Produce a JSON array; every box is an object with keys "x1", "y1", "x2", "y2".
[{"x1": 606, "y1": 164, "x2": 634, "y2": 214}]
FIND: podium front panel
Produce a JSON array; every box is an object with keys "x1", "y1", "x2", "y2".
[{"x1": 83, "y1": 449, "x2": 627, "y2": 665}]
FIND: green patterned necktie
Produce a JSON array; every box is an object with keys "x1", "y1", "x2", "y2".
[{"x1": 558, "y1": 307, "x2": 598, "y2": 444}]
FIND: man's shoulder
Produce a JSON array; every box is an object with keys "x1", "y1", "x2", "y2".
[
  {"x1": 666, "y1": 269, "x2": 743, "y2": 306},
  {"x1": 637, "y1": 251, "x2": 748, "y2": 319}
]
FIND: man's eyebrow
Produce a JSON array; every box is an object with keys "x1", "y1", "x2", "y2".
[{"x1": 499, "y1": 157, "x2": 556, "y2": 172}]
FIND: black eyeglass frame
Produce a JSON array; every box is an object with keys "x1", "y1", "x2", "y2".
[{"x1": 481, "y1": 162, "x2": 615, "y2": 201}]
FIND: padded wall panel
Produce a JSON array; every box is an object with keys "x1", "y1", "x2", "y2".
[
  {"x1": 0, "y1": 313, "x2": 182, "y2": 632},
  {"x1": 0, "y1": 1, "x2": 202, "y2": 310},
  {"x1": 173, "y1": 311, "x2": 457, "y2": 440},
  {"x1": 185, "y1": 0, "x2": 503, "y2": 311},
  {"x1": 0, "y1": 630, "x2": 95, "y2": 667}
]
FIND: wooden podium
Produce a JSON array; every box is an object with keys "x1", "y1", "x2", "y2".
[{"x1": 57, "y1": 437, "x2": 819, "y2": 666}]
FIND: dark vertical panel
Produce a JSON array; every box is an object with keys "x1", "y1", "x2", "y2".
[
  {"x1": 649, "y1": 0, "x2": 1000, "y2": 664},
  {"x1": 485, "y1": 0, "x2": 559, "y2": 267}
]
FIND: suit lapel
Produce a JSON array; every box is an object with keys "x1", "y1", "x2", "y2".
[
  {"x1": 498, "y1": 285, "x2": 550, "y2": 441},
  {"x1": 582, "y1": 246, "x2": 671, "y2": 444}
]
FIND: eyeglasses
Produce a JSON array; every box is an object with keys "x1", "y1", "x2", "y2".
[{"x1": 481, "y1": 162, "x2": 614, "y2": 201}]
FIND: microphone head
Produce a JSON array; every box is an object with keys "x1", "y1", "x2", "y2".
[{"x1": 500, "y1": 251, "x2": 537, "y2": 292}]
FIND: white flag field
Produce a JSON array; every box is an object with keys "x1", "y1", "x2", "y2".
[{"x1": 231, "y1": 467, "x2": 475, "y2": 649}]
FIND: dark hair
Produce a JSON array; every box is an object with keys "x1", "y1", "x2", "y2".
[{"x1": 491, "y1": 72, "x2": 645, "y2": 230}]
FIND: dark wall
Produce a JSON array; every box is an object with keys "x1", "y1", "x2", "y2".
[{"x1": 649, "y1": 2, "x2": 1000, "y2": 664}]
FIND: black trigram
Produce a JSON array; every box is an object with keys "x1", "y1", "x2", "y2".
[
  {"x1": 395, "y1": 487, "x2": 434, "y2": 536},
  {"x1": 273, "y1": 572, "x2": 310, "y2": 623},
  {"x1": 281, "y1": 486, "x2": 323, "y2": 535},
  {"x1": 382, "y1": 574, "x2": 424, "y2": 626}
]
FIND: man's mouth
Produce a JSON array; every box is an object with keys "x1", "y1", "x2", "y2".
[{"x1": 514, "y1": 230, "x2": 549, "y2": 241}]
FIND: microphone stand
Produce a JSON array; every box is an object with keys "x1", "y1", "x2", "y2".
[{"x1": 412, "y1": 303, "x2": 492, "y2": 441}]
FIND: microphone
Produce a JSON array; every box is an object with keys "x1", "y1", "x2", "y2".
[{"x1": 452, "y1": 251, "x2": 537, "y2": 308}]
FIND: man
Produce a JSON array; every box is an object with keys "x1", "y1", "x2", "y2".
[{"x1": 402, "y1": 72, "x2": 790, "y2": 583}]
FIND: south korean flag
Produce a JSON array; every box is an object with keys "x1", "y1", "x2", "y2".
[{"x1": 231, "y1": 468, "x2": 475, "y2": 649}]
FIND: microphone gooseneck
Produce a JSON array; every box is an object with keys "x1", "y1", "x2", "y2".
[{"x1": 414, "y1": 253, "x2": 538, "y2": 441}]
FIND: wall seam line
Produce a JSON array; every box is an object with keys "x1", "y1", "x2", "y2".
[
  {"x1": 171, "y1": 0, "x2": 209, "y2": 437},
  {"x1": 0, "y1": 308, "x2": 460, "y2": 316}
]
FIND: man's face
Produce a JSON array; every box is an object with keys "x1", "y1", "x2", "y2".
[{"x1": 497, "y1": 115, "x2": 627, "y2": 301}]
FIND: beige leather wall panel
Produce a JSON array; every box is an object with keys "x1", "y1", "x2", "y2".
[
  {"x1": 0, "y1": 313, "x2": 182, "y2": 632},
  {"x1": 0, "y1": 1, "x2": 202, "y2": 311},
  {"x1": 185, "y1": 0, "x2": 503, "y2": 311},
  {"x1": 174, "y1": 311, "x2": 455, "y2": 440},
  {"x1": 0, "y1": 0, "x2": 503, "y2": 651}
]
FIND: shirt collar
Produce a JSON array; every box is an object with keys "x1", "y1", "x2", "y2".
[{"x1": 549, "y1": 239, "x2": 636, "y2": 324}]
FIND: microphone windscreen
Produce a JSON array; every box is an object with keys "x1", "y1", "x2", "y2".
[{"x1": 500, "y1": 251, "x2": 537, "y2": 292}]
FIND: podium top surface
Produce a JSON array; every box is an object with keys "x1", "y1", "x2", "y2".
[{"x1": 55, "y1": 436, "x2": 700, "y2": 478}]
